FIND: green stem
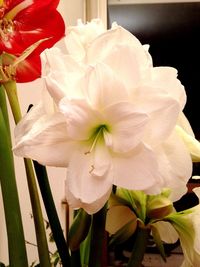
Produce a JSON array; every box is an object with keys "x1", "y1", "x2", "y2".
[
  {"x1": 127, "y1": 226, "x2": 150, "y2": 267},
  {"x1": 3, "y1": 81, "x2": 51, "y2": 267},
  {"x1": 0, "y1": 106, "x2": 28, "y2": 267},
  {"x1": 33, "y1": 161, "x2": 71, "y2": 267},
  {"x1": 0, "y1": 85, "x2": 11, "y2": 139},
  {"x1": 88, "y1": 204, "x2": 107, "y2": 267}
]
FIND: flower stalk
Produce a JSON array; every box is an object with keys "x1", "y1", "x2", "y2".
[
  {"x1": 88, "y1": 204, "x2": 107, "y2": 267},
  {"x1": 127, "y1": 225, "x2": 150, "y2": 267},
  {"x1": 33, "y1": 160, "x2": 71, "y2": 267},
  {"x1": 3, "y1": 80, "x2": 51, "y2": 267},
  {"x1": 0, "y1": 87, "x2": 28, "y2": 267}
]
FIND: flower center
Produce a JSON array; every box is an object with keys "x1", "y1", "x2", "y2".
[
  {"x1": 85, "y1": 124, "x2": 109, "y2": 155},
  {"x1": 0, "y1": 18, "x2": 14, "y2": 40}
]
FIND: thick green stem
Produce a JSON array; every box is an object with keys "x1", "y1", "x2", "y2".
[
  {"x1": 127, "y1": 226, "x2": 150, "y2": 267},
  {"x1": 88, "y1": 204, "x2": 107, "y2": 267},
  {"x1": 3, "y1": 81, "x2": 51, "y2": 267},
  {"x1": 33, "y1": 161, "x2": 71, "y2": 267},
  {"x1": 0, "y1": 85, "x2": 11, "y2": 139},
  {"x1": 0, "y1": 106, "x2": 28, "y2": 267}
]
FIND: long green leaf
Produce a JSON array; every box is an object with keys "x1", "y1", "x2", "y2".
[
  {"x1": 0, "y1": 107, "x2": 28, "y2": 267},
  {"x1": 109, "y1": 219, "x2": 137, "y2": 247},
  {"x1": 127, "y1": 226, "x2": 150, "y2": 267},
  {"x1": 33, "y1": 160, "x2": 71, "y2": 267},
  {"x1": 3, "y1": 81, "x2": 51, "y2": 267},
  {"x1": 68, "y1": 208, "x2": 91, "y2": 251}
]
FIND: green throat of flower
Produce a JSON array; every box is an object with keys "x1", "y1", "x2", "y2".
[{"x1": 85, "y1": 124, "x2": 110, "y2": 155}]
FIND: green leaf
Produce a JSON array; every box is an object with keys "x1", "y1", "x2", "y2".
[
  {"x1": 117, "y1": 189, "x2": 147, "y2": 221},
  {"x1": 127, "y1": 226, "x2": 150, "y2": 267},
  {"x1": 109, "y1": 218, "x2": 137, "y2": 247},
  {"x1": 68, "y1": 209, "x2": 91, "y2": 251},
  {"x1": 108, "y1": 192, "x2": 132, "y2": 208},
  {"x1": 151, "y1": 225, "x2": 166, "y2": 262},
  {"x1": 3, "y1": 80, "x2": 51, "y2": 267},
  {"x1": 80, "y1": 227, "x2": 92, "y2": 267},
  {"x1": 0, "y1": 107, "x2": 28, "y2": 267}
]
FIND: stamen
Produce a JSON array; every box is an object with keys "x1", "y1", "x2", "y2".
[
  {"x1": 89, "y1": 165, "x2": 95, "y2": 174},
  {"x1": 5, "y1": 0, "x2": 33, "y2": 20}
]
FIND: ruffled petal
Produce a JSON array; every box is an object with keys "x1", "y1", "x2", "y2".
[
  {"x1": 83, "y1": 63, "x2": 129, "y2": 110},
  {"x1": 87, "y1": 25, "x2": 150, "y2": 90},
  {"x1": 150, "y1": 67, "x2": 186, "y2": 109},
  {"x1": 104, "y1": 102, "x2": 149, "y2": 153},
  {"x1": 64, "y1": 19, "x2": 105, "y2": 61},
  {"x1": 133, "y1": 86, "x2": 180, "y2": 146},
  {"x1": 14, "y1": 108, "x2": 74, "y2": 166},
  {"x1": 152, "y1": 130, "x2": 192, "y2": 201},
  {"x1": 113, "y1": 143, "x2": 159, "y2": 191}
]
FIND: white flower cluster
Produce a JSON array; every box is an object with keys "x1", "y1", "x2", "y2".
[{"x1": 14, "y1": 19, "x2": 200, "y2": 214}]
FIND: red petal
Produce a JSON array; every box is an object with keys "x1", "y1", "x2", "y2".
[
  {"x1": 4, "y1": 0, "x2": 59, "y2": 13},
  {"x1": 0, "y1": 0, "x2": 65, "y2": 54},
  {"x1": 15, "y1": 53, "x2": 41, "y2": 82}
]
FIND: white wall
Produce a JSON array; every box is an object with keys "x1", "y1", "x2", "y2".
[{"x1": 0, "y1": 1, "x2": 85, "y2": 265}]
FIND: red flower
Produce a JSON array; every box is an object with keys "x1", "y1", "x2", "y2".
[{"x1": 0, "y1": 0, "x2": 65, "y2": 82}]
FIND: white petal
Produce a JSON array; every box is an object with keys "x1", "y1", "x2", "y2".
[
  {"x1": 100, "y1": 44, "x2": 150, "y2": 90},
  {"x1": 176, "y1": 125, "x2": 200, "y2": 162},
  {"x1": 14, "y1": 111, "x2": 74, "y2": 167},
  {"x1": 151, "y1": 67, "x2": 186, "y2": 109},
  {"x1": 152, "y1": 221, "x2": 179, "y2": 244},
  {"x1": 154, "y1": 130, "x2": 192, "y2": 201},
  {"x1": 41, "y1": 47, "x2": 68, "y2": 75},
  {"x1": 44, "y1": 62, "x2": 85, "y2": 103},
  {"x1": 65, "y1": 30, "x2": 86, "y2": 61},
  {"x1": 133, "y1": 86, "x2": 180, "y2": 146},
  {"x1": 83, "y1": 63, "x2": 128, "y2": 110},
  {"x1": 193, "y1": 187, "x2": 200, "y2": 200},
  {"x1": 113, "y1": 143, "x2": 159, "y2": 190},
  {"x1": 65, "y1": 145, "x2": 112, "y2": 214},
  {"x1": 104, "y1": 102, "x2": 149, "y2": 153},
  {"x1": 65, "y1": 19, "x2": 105, "y2": 61},
  {"x1": 59, "y1": 98, "x2": 102, "y2": 141},
  {"x1": 86, "y1": 26, "x2": 150, "y2": 89}
]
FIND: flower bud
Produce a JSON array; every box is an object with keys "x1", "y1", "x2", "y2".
[{"x1": 147, "y1": 196, "x2": 173, "y2": 219}]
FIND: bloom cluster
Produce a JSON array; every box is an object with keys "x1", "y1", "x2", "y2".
[{"x1": 13, "y1": 19, "x2": 200, "y2": 216}]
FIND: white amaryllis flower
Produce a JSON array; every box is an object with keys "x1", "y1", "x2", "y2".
[{"x1": 14, "y1": 21, "x2": 195, "y2": 213}]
